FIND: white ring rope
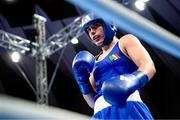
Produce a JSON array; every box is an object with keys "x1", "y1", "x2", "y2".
[{"x1": 0, "y1": 95, "x2": 90, "y2": 119}]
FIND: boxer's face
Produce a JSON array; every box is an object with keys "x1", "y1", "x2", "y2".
[{"x1": 87, "y1": 22, "x2": 105, "y2": 46}]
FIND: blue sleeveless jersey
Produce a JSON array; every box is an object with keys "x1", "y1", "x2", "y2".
[
  {"x1": 93, "y1": 40, "x2": 138, "y2": 100},
  {"x1": 92, "y1": 40, "x2": 153, "y2": 119}
]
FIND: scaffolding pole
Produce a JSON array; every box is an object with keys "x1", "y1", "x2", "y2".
[{"x1": 33, "y1": 14, "x2": 48, "y2": 105}]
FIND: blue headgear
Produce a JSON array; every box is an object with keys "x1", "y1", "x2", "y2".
[{"x1": 81, "y1": 14, "x2": 115, "y2": 46}]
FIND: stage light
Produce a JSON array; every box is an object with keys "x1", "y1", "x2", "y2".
[
  {"x1": 71, "y1": 37, "x2": 79, "y2": 44},
  {"x1": 135, "y1": 0, "x2": 146, "y2": 11},
  {"x1": 11, "y1": 51, "x2": 21, "y2": 63}
]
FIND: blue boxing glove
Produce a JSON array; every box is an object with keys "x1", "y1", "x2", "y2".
[
  {"x1": 102, "y1": 71, "x2": 148, "y2": 107},
  {"x1": 72, "y1": 51, "x2": 95, "y2": 94}
]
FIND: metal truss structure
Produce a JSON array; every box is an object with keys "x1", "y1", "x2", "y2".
[
  {"x1": 34, "y1": 14, "x2": 48, "y2": 105},
  {"x1": 0, "y1": 14, "x2": 83, "y2": 105},
  {"x1": 44, "y1": 16, "x2": 83, "y2": 56},
  {"x1": 0, "y1": 30, "x2": 38, "y2": 56}
]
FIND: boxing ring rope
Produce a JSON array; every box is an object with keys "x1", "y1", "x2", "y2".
[
  {"x1": 68, "y1": 0, "x2": 180, "y2": 58},
  {"x1": 0, "y1": 95, "x2": 90, "y2": 119}
]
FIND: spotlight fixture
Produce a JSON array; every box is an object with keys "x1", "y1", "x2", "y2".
[
  {"x1": 135, "y1": 0, "x2": 146, "y2": 11},
  {"x1": 71, "y1": 37, "x2": 79, "y2": 44},
  {"x1": 11, "y1": 51, "x2": 21, "y2": 63}
]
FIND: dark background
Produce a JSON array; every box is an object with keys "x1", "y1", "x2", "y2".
[{"x1": 0, "y1": 0, "x2": 180, "y2": 119}]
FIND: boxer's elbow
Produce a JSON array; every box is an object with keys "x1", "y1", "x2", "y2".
[
  {"x1": 152, "y1": 63, "x2": 156, "y2": 75},
  {"x1": 138, "y1": 61, "x2": 156, "y2": 80},
  {"x1": 147, "y1": 61, "x2": 156, "y2": 80}
]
